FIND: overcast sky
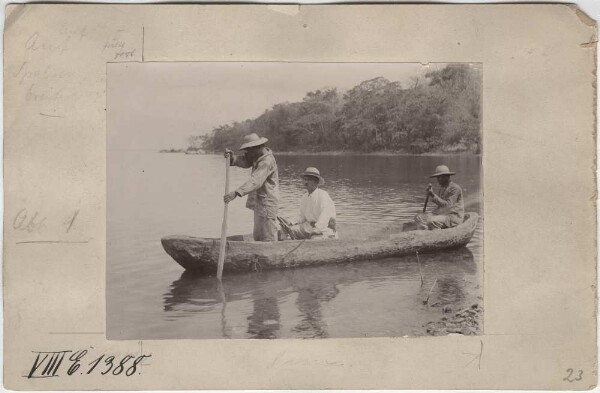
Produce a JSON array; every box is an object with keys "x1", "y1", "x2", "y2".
[{"x1": 107, "y1": 62, "x2": 447, "y2": 150}]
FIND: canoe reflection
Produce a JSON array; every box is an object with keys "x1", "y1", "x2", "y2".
[
  {"x1": 247, "y1": 293, "x2": 281, "y2": 339},
  {"x1": 162, "y1": 246, "x2": 475, "y2": 339},
  {"x1": 292, "y1": 282, "x2": 339, "y2": 338},
  {"x1": 416, "y1": 247, "x2": 477, "y2": 308}
]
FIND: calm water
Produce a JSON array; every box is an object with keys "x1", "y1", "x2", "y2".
[{"x1": 107, "y1": 152, "x2": 483, "y2": 339}]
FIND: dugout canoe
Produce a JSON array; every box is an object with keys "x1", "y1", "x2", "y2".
[
  {"x1": 161, "y1": 212, "x2": 479, "y2": 274},
  {"x1": 164, "y1": 247, "x2": 475, "y2": 311}
]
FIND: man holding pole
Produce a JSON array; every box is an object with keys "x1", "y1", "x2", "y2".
[
  {"x1": 415, "y1": 165, "x2": 464, "y2": 230},
  {"x1": 223, "y1": 133, "x2": 279, "y2": 241}
]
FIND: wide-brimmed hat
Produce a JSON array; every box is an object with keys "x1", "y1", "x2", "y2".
[
  {"x1": 430, "y1": 165, "x2": 456, "y2": 177},
  {"x1": 239, "y1": 133, "x2": 268, "y2": 150},
  {"x1": 301, "y1": 167, "x2": 325, "y2": 185}
]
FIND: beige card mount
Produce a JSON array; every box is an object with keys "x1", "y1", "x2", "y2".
[{"x1": 3, "y1": 4, "x2": 597, "y2": 390}]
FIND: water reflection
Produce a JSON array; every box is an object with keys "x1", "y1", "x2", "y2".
[
  {"x1": 247, "y1": 292, "x2": 281, "y2": 339},
  {"x1": 292, "y1": 282, "x2": 339, "y2": 339},
  {"x1": 435, "y1": 279, "x2": 464, "y2": 304},
  {"x1": 109, "y1": 153, "x2": 483, "y2": 339},
  {"x1": 417, "y1": 247, "x2": 476, "y2": 309},
  {"x1": 162, "y1": 246, "x2": 476, "y2": 338},
  {"x1": 217, "y1": 283, "x2": 230, "y2": 339},
  {"x1": 420, "y1": 246, "x2": 477, "y2": 275},
  {"x1": 163, "y1": 272, "x2": 221, "y2": 312}
]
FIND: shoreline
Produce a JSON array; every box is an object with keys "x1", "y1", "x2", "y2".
[
  {"x1": 424, "y1": 303, "x2": 483, "y2": 336},
  {"x1": 274, "y1": 150, "x2": 480, "y2": 157},
  {"x1": 161, "y1": 150, "x2": 481, "y2": 157}
]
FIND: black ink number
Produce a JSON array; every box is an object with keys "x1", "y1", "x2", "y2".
[
  {"x1": 126, "y1": 355, "x2": 152, "y2": 376},
  {"x1": 564, "y1": 368, "x2": 584, "y2": 382},
  {"x1": 87, "y1": 354, "x2": 104, "y2": 374},
  {"x1": 113, "y1": 355, "x2": 134, "y2": 375},
  {"x1": 101, "y1": 356, "x2": 115, "y2": 375},
  {"x1": 67, "y1": 350, "x2": 87, "y2": 376}
]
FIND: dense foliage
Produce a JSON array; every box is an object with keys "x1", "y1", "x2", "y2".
[{"x1": 194, "y1": 64, "x2": 481, "y2": 154}]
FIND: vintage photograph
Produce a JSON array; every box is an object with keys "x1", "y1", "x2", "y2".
[{"x1": 107, "y1": 62, "x2": 483, "y2": 339}]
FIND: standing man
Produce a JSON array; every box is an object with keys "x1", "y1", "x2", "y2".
[
  {"x1": 223, "y1": 133, "x2": 279, "y2": 241},
  {"x1": 281, "y1": 167, "x2": 337, "y2": 240},
  {"x1": 415, "y1": 165, "x2": 464, "y2": 230}
]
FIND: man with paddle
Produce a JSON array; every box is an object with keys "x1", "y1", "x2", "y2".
[
  {"x1": 223, "y1": 133, "x2": 279, "y2": 241},
  {"x1": 415, "y1": 165, "x2": 464, "y2": 230}
]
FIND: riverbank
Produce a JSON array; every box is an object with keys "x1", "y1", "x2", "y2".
[
  {"x1": 424, "y1": 303, "x2": 483, "y2": 336},
  {"x1": 423, "y1": 268, "x2": 484, "y2": 336},
  {"x1": 163, "y1": 150, "x2": 480, "y2": 157},
  {"x1": 275, "y1": 150, "x2": 480, "y2": 156}
]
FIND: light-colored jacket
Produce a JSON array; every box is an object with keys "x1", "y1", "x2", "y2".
[
  {"x1": 232, "y1": 148, "x2": 279, "y2": 219},
  {"x1": 296, "y1": 188, "x2": 336, "y2": 233},
  {"x1": 432, "y1": 181, "x2": 464, "y2": 220}
]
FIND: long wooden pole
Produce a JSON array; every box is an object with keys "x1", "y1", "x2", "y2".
[
  {"x1": 217, "y1": 281, "x2": 229, "y2": 338},
  {"x1": 416, "y1": 251, "x2": 424, "y2": 287},
  {"x1": 422, "y1": 183, "x2": 432, "y2": 213},
  {"x1": 217, "y1": 155, "x2": 230, "y2": 280}
]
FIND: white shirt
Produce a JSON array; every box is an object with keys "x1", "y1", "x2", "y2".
[{"x1": 296, "y1": 188, "x2": 336, "y2": 233}]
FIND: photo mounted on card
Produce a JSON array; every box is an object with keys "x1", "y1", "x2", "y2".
[
  {"x1": 4, "y1": 4, "x2": 596, "y2": 390},
  {"x1": 107, "y1": 61, "x2": 483, "y2": 340}
]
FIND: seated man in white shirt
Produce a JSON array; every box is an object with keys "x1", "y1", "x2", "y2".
[{"x1": 281, "y1": 167, "x2": 337, "y2": 240}]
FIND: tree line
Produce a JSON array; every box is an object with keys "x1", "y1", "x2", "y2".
[{"x1": 191, "y1": 64, "x2": 481, "y2": 154}]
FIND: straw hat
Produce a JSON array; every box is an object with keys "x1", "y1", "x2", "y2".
[
  {"x1": 301, "y1": 167, "x2": 325, "y2": 185},
  {"x1": 239, "y1": 133, "x2": 268, "y2": 150},
  {"x1": 430, "y1": 165, "x2": 456, "y2": 177}
]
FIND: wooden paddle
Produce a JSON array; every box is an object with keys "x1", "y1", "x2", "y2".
[
  {"x1": 423, "y1": 183, "x2": 432, "y2": 213},
  {"x1": 217, "y1": 153, "x2": 231, "y2": 281},
  {"x1": 277, "y1": 216, "x2": 297, "y2": 240}
]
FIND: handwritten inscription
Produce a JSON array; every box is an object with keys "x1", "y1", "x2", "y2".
[
  {"x1": 64, "y1": 210, "x2": 80, "y2": 233},
  {"x1": 14, "y1": 29, "x2": 139, "y2": 108},
  {"x1": 104, "y1": 37, "x2": 126, "y2": 51},
  {"x1": 27, "y1": 351, "x2": 69, "y2": 378},
  {"x1": 563, "y1": 368, "x2": 584, "y2": 383},
  {"x1": 25, "y1": 32, "x2": 71, "y2": 55},
  {"x1": 102, "y1": 31, "x2": 138, "y2": 61},
  {"x1": 13, "y1": 208, "x2": 47, "y2": 233},
  {"x1": 16, "y1": 31, "x2": 75, "y2": 103},
  {"x1": 114, "y1": 49, "x2": 136, "y2": 60},
  {"x1": 14, "y1": 62, "x2": 74, "y2": 87},
  {"x1": 58, "y1": 25, "x2": 88, "y2": 41},
  {"x1": 26, "y1": 84, "x2": 65, "y2": 102},
  {"x1": 278, "y1": 358, "x2": 344, "y2": 367},
  {"x1": 13, "y1": 208, "x2": 81, "y2": 235},
  {"x1": 26, "y1": 349, "x2": 151, "y2": 378},
  {"x1": 270, "y1": 351, "x2": 344, "y2": 367}
]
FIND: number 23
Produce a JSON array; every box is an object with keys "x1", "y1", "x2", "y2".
[{"x1": 563, "y1": 368, "x2": 583, "y2": 382}]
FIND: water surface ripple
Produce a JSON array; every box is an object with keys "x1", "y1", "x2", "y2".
[{"x1": 108, "y1": 152, "x2": 482, "y2": 339}]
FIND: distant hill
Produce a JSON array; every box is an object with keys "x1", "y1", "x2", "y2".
[{"x1": 190, "y1": 64, "x2": 481, "y2": 155}]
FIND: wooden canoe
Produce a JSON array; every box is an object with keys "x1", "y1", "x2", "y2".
[{"x1": 161, "y1": 212, "x2": 479, "y2": 274}]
